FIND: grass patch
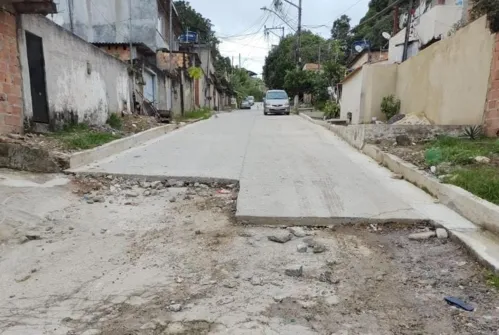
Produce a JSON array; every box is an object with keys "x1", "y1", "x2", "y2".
[
  {"x1": 50, "y1": 123, "x2": 121, "y2": 150},
  {"x1": 425, "y1": 136, "x2": 499, "y2": 166},
  {"x1": 424, "y1": 136, "x2": 499, "y2": 205},
  {"x1": 486, "y1": 272, "x2": 499, "y2": 289},
  {"x1": 175, "y1": 108, "x2": 212, "y2": 122},
  {"x1": 443, "y1": 166, "x2": 499, "y2": 205},
  {"x1": 107, "y1": 113, "x2": 123, "y2": 130}
]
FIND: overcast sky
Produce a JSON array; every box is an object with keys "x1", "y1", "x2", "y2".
[{"x1": 184, "y1": 0, "x2": 370, "y2": 75}]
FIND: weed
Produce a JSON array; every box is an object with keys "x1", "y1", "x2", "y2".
[
  {"x1": 443, "y1": 166, "x2": 499, "y2": 205},
  {"x1": 175, "y1": 108, "x2": 212, "y2": 121},
  {"x1": 425, "y1": 136, "x2": 499, "y2": 166},
  {"x1": 323, "y1": 101, "x2": 340, "y2": 119},
  {"x1": 485, "y1": 271, "x2": 499, "y2": 289},
  {"x1": 50, "y1": 123, "x2": 121, "y2": 150},
  {"x1": 107, "y1": 113, "x2": 123, "y2": 130}
]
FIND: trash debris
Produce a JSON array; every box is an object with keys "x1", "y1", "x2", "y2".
[
  {"x1": 444, "y1": 296, "x2": 474, "y2": 312},
  {"x1": 217, "y1": 189, "x2": 231, "y2": 194}
]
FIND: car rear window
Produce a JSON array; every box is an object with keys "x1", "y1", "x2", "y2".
[{"x1": 266, "y1": 91, "x2": 288, "y2": 99}]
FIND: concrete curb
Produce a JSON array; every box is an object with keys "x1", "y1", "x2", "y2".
[
  {"x1": 299, "y1": 112, "x2": 499, "y2": 273},
  {"x1": 69, "y1": 119, "x2": 204, "y2": 169},
  {"x1": 299, "y1": 112, "x2": 499, "y2": 235}
]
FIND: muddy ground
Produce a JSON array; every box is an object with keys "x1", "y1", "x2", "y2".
[{"x1": 0, "y1": 170, "x2": 498, "y2": 335}]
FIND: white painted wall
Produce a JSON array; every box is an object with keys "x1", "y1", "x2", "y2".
[
  {"x1": 416, "y1": 5, "x2": 463, "y2": 43},
  {"x1": 340, "y1": 68, "x2": 364, "y2": 124},
  {"x1": 19, "y1": 15, "x2": 131, "y2": 127}
]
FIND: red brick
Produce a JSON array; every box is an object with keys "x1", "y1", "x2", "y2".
[
  {"x1": 4, "y1": 114, "x2": 20, "y2": 127},
  {"x1": 488, "y1": 100, "x2": 497, "y2": 110},
  {"x1": 485, "y1": 109, "x2": 499, "y2": 119},
  {"x1": 492, "y1": 80, "x2": 499, "y2": 91},
  {"x1": 488, "y1": 89, "x2": 499, "y2": 101},
  {"x1": 7, "y1": 94, "x2": 21, "y2": 107}
]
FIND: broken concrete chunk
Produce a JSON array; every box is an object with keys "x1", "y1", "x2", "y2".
[
  {"x1": 297, "y1": 244, "x2": 308, "y2": 253},
  {"x1": 125, "y1": 192, "x2": 139, "y2": 198},
  {"x1": 168, "y1": 304, "x2": 182, "y2": 312},
  {"x1": 250, "y1": 276, "x2": 263, "y2": 286},
  {"x1": 268, "y1": 231, "x2": 293, "y2": 243},
  {"x1": 169, "y1": 197, "x2": 177, "y2": 203},
  {"x1": 288, "y1": 226, "x2": 307, "y2": 237},
  {"x1": 313, "y1": 243, "x2": 327, "y2": 254},
  {"x1": 408, "y1": 231, "x2": 436, "y2": 240},
  {"x1": 285, "y1": 265, "x2": 303, "y2": 277},
  {"x1": 151, "y1": 181, "x2": 163, "y2": 189},
  {"x1": 436, "y1": 228, "x2": 449, "y2": 239},
  {"x1": 93, "y1": 196, "x2": 105, "y2": 203}
]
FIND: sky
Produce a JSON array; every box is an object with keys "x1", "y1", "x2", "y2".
[{"x1": 183, "y1": 0, "x2": 371, "y2": 76}]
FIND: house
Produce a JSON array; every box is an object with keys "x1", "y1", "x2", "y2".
[
  {"x1": 388, "y1": 0, "x2": 466, "y2": 63},
  {"x1": 48, "y1": 0, "x2": 184, "y2": 115},
  {"x1": 302, "y1": 63, "x2": 321, "y2": 72},
  {"x1": 0, "y1": 0, "x2": 57, "y2": 134},
  {"x1": 339, "y1": 16, "x2": 497, "y2": 133},
  {"x1": 347, "y1": 49, "x2": 388, "y2": 71}
]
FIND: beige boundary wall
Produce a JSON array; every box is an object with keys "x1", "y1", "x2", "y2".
[
  {"x1": 341, "y1": 16, "x2": 496, "y2": 126},
  {"x1": 396, "y1": 16, "x2": 495, "y2": 125}
]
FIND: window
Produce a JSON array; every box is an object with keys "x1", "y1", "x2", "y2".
[{"x1": 266, "y1": 91, "x2": 288, "y2": 99}]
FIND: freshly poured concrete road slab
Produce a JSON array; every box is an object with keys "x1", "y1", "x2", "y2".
[
  {"x1": 236, "y1": 114, "x2": 425, "y2": 224},
  {"x1": 74, "y1": 109, "x2": 446, "y2": 224},
  {"x1": 73, "y1": 112, "x2": 256, "y2": 182}
]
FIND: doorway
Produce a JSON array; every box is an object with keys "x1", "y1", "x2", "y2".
[{"x1": 25, "y1": 31, "x2": 49, "y2": 123}]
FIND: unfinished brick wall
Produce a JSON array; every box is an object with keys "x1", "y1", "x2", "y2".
[
  {"x1": 0, "y1": 10, "x2": 23, "y2": 134},
  {"x1": 98, "y1": 45, "x2": 131, "y2": 62},
  {"x1": 484, "y1": 33, "x2": 499, "y2": 137}
]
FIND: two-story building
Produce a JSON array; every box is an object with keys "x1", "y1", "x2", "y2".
[
  {"x1": 0, "y1": 0, "x2": 57, "y2": 134},
  {"x1": 48, "y1": 0, "x2": 183, "y2": 115}
]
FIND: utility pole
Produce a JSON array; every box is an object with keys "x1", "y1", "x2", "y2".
[
  {"x1": 128, "y1": 0, "x2": 134, "y2": 113},
  {"x1": 168, "y1": 0, "x2": 174, "y2": 114},
  {"x1": 239, "y1": 53, "x2": 241, "y2": 68},
  {"x1": 297, "y1": 0, "x2": 302, "y2": 68},
  {"x1": 402, "y1": 0, "x2": 414, "y2": 62},
  {"x1": 318, "y1": 44, "x2": 321, "y2": 72}
]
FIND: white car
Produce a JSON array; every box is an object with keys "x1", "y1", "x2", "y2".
[
  {"x1": 247, "y1": 96, "x2": 255, "y2": 106},
  {"x1": 263, "y1": 90, "x2": 290, "y2": 115}
]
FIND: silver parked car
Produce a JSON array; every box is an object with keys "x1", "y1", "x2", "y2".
[
  {"x1": 247, "y1": 96, "x2": 255, "y2": 106},
  {"x1": 240, "y1": 99, "x2": 251, "y2": 109},
  {"x1": 263, "y1": 90, "x2": 290, "y2": 115}
]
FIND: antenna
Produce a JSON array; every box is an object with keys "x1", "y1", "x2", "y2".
[
  {"x1": 382, "y1": 32, "x2": 391, "y2": 40},
  {"x1": 354, "y1": 45, "x2": 364, "y2": 53}
]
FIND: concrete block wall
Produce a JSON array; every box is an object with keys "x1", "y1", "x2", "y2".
[
  {"x1": 0, "y1": 10, "x2": 23, "y2": 134},
  {"x1": 18, "y1": 15, "x2": 131, "y2": 128},
  {"x1": 484, "y1": 33, "x2": 499, "y2": 137}
]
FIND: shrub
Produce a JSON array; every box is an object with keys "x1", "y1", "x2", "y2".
[
  {"x1": 381, "y1": 95, "x2": 401, "y2": 120},
  {"x1": 107, "y1": 113, "x2": 123, "y2": 130},
  {"x1": 323, "y1": 101, "x2": 340, "y2": 119}
]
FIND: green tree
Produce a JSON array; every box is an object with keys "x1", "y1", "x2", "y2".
[{"x1": 283, "y1": 69, "x2": 315, "y2": 97}]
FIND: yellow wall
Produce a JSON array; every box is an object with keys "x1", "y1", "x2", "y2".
[
  {"x1": 340, "y1": 68, "x2": 364, "y2": 124},
  {"x1": 396, "y1": 16, "x2": 495, "y2": 125},
  {"x1": 362, "y1": 64, "x2": 398, "y2": 123}
]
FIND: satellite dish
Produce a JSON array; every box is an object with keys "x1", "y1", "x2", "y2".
[
  {"x1": 354, "y1": 45, "x2": 364, "y2": 53},
  {"x1": 382, "y1": 32, "x2": 391, "y2": 40}
]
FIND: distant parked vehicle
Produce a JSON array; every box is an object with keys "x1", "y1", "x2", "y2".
[
  {"x1": 240, "y1": 99, "x2": 252, "y2": 110},
  {"x1": 247, "y1": 96, "x2": 255, "y2": 106},
  {"x1": 263, "y1": 90, "x2": 290, "y2": 115}
]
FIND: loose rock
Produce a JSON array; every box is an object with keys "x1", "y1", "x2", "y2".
[
  {"x1": 285, "y1": 265, "x2": 303, "y2": 277},
  {"x1": 125, "y1": 192, "x2": 139, "y2": 198},
  {"x1": 408, "y1": 231, "x2": 436, "y2": 240},
  {"x1": 169, "y1": 197, "x2": 177, "y2": 203},
  {"x1": 436, "y1": 228, "x2": 449, "y2": 239},
  {"x1": 168, "y1": 304, "x2": 182, "y2": 312},
  {"x1": 267, "y1": 231, "x2": 293, "y2": 243},
  {"x1": 395, "y1": 135, "x2": 411, "y2": 146},
  {"x1": 25, "y1": 232, "x2": 41, "y2": 241},
  {"x1": 151, "y1": 181, "x2": 163, "y2": 189},
  {"x1": 325, "y1": 295, "x2": 340, "y2": 306},
  {"x1": 474, "y1": 156, "x2": 491, "y2": 164},
  {"x1": 250, "y1": 276, "x2": 263, "y2": 286},
  {"x1": 297, "y1": 244, "x2": 308, "y2": 253},
  {"x1": 143, "y1": 190, "x2": 151, "y2": 196},
  {"x1": 313, "y1": 243, "x2": 327, "y2": 254},
  {"x1": 93, "y1": 196, "x2": 105, "y2": 203},
  {"x1": 288, "y1": 226, "x2": 307, "y2": 237}
]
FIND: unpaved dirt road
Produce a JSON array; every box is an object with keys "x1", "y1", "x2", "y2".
[{"x1": 1, "y1": 170, "x2": 498, "y2": 335}]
